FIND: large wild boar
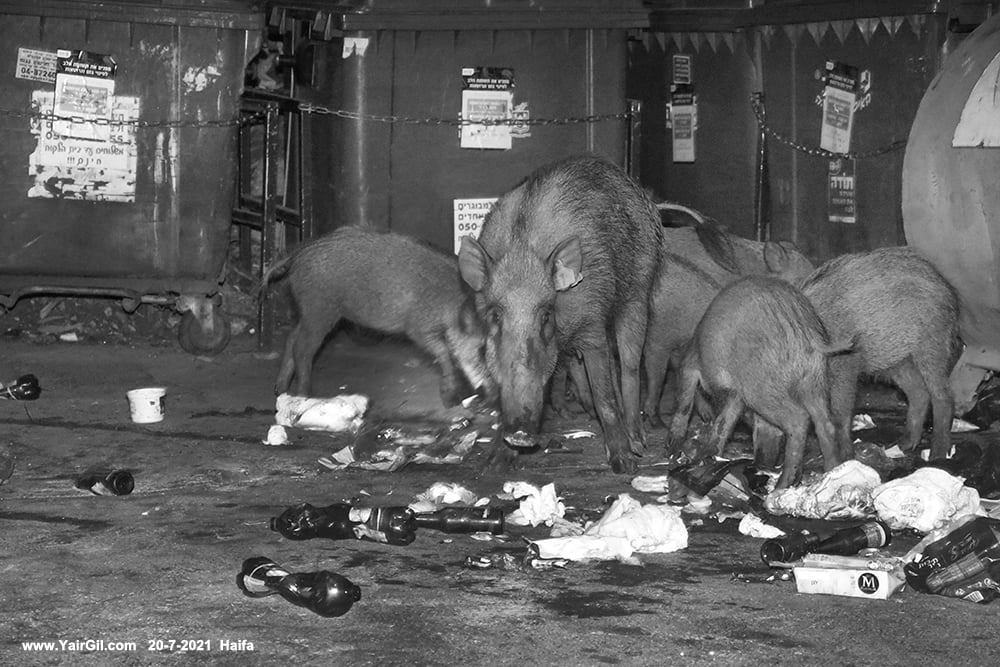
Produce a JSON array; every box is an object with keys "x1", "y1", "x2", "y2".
[{"x1": 459, "y1": 154, "x2": 662, "y2": 474}]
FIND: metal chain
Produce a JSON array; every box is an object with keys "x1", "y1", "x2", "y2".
[
  {"x1": 750, "y1": 93, "x2": 906, "y2": 160},
  {"x1": 298, "y1": 102, "x2": 630, "y2": 126},
  {"x1": 1, "y1": 107, "x2": 264, "y2": 128}
]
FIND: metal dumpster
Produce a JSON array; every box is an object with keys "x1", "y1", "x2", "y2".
[
  {"x1": 264, "y1": 0, "x2": 648, "y2": 252},
  {"x1": 903, "y1": 10, "x2": 1000, "y2": 413},
  {"x1": 0, "y1": 0, "x2": 265, "y2": 354}
]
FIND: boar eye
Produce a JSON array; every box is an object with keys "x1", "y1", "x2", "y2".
[
  {"x1": 540, "y1": 308, "x2": 554, "y2": 337},
  {"x1": 487, "y1": 307, "x2": 502, "y2": 329}
]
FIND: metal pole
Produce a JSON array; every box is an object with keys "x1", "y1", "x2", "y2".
[{"x1": 626, "y1": 99, "x2": 642, "y2": 181}]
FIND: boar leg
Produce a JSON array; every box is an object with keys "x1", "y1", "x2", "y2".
[
  {"x1": 615, "y1": 302, "x2": 649, "y2": 452},
  {"x1": 706, "y1": 392, "x2": 744, "y2": 458},
  {"x1": 581, "y1": 345, "x2": 636, "y2": 474}
]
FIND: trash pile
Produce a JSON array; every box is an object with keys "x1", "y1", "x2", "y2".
[{"x1": 235, "y1": 478, "x2": 695, "y2": 616}]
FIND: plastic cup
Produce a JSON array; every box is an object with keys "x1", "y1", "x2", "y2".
[{"x1": 127, "y1": 387, "x2": 166, "y2": 423}]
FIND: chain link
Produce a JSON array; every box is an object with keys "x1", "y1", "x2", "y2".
[
  {"x1": 1, "y1": 107, "x2": 264, "y2": 129},
  {"x1": 750, "y1": 93, "x2": 906, "y2": 160},
  {"x1": 298, "y1": 102, "x2": 630, "y2": 126}
]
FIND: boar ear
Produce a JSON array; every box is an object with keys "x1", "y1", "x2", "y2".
[
  {"x1": 763, "y1": 241, "x2": 790, "y2": 274},
  {"x1": 459, "y1": 236, "x2": 491, "y2": 291},
  {"x1": 549, "y1": 236, "x2": 583, "y2": 291}
]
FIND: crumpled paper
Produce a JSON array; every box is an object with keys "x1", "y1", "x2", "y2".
[
  {"x1": 409, "y1": 482, "x2": 482, "y2": 513},
  {"x1": 872, "y1": 467, "x2": 984, "y2": 533},
  {"x1": 631, "y1": 474, "x2": 670, "y2": 494},
  {"x1": 503, "y1": 482, "x2": 566, "y2": 527},
  {"x1": 275, "y1": 393, "x2": 368, "y2": 432},
  {"x1": 531, "y1": 494, "x2": 688, "y2": 562},
  {"x1": 764, "y1": 460, "x2": 882, "y2": 520},
  {"x1": 738, "y1": 513, "x2": 786, "y2": 539}
]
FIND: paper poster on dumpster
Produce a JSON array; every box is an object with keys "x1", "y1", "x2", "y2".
[
  {"x1": 460, "y1": 66, "x2": 514, "y2": 150},
  {"x1": 15, "y1": 48, "x2": 57, "y2": 84},
  {"x1": 28, "y1": 90, "x2": 139, "y2": 202},
  {"x1": 453, "y1": 197, "x2": 496, "y2": 254},
  {"x1": 53, "y1": 50, "x2": 117, "y2": 141}
]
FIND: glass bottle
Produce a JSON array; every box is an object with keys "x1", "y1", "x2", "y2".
[{"x1": 237, "y1": 556, "x2": 361, "y2": 617}]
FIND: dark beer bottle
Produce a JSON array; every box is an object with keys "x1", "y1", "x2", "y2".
[
  {"x1": 270, "y1": 502, "x2": 417, "y2": 545},
  {"x1": 761, "y1": 520, "x2": 891, "y2": 565},
  {"x1": 237, "y1": 556, "x2": 361, "y2": 617},
  {"x1": 413, "y1": 506, "x2": 505, "y2": 534}
]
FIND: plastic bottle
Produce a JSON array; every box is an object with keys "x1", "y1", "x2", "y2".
[
  {"x1": 413, "y1": 507, "x2": 505, "y2": 534},
  {"x1": 74, "y1": 470, "x2": 134, "y2": 496},
  {"x1": 270, "y1": 502, "x2": 416, "y2": 545},
  {"x1": 237, "y1": 556, "x2": 361, "y2": 617},
  {"x1": 0, "y1": 374, "x2": 41, "y2": 401},
  {"x1": 761, "y1": 520, "x2": 891, "y2": 565}
]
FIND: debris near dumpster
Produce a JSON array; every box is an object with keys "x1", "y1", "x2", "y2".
[
  {"x1": 872, "y1": 467, "x2": 983, "y2": 533},
  {"x1": 922, "y1": 441, "x2": 1000, "y2": 500},
  {"x1": 852, "y1": 439, "x2": 913, "y2": 481},
  {"x1": 530, "y1": 494, "x2": 688, "y2": 563},
  {"x1": 962, "y1": 375, "x2": 1000, "y2": 430},
  {"x1": 760, "y1": 520, "x2": 891, "y2": 566},
  {"x1": 502, "y1": 481, "x2": 567, "y2": 528},
  {"x1": 765, "y1": 460, "x2": 881, "y2": 521},
  {"x1": 317, "y1": 418, "x2": 480, "y2": 472},
  {"x1": 851, "y1": 413, "x2": 876, "y2": 431},
  {"x1": 275, "y1": 393, "x2": 368, "y2": 433},
  {"x1": 793, "y1": 553, "x2": 907, "y2": 600},
  {"x1": 410, "y1": 482, "x2": 482, "y2": 512},
  {"x1": 464, "y1": 549, "x2": 570, "y2": 572},
  {"x1": 738, "y1": 513, "x2": 785, "y2": 539},
  {"x1": 904, "y1": 515, "x2": 1000, "y2": 603},
  {"x1": 0, "y1": 374, "x2": 40, "y2": 401},
  {"x1": 271, "y1": 502, "x2": 417, "y2": 545},
  {"x1": 74, "y1": 469, "x2": 134, "y2": 496},
  {"x1": 237, "y1": 556, "x2": 361, "y2": 618},
  {"x1": 731, "y1": 570, "x2": 794, "y2": 584}
]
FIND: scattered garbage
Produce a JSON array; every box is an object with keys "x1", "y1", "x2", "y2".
[
  {"x1": 922, "y1": 441, "x2": 1000, "y2": 500},
  {"x1": 413, "y1": 507, "x2": 505, "y2": 535},
  {"x1": 0, "y1": 374, "x2": 41, "y2": 401},
  {"x1": 503, "y1": 482, "x2": 566, "y2": 527},
  {"x1": 74, "y1": 470, "x2": 134, "y2": 496},
  {"x1": 410, "y1": 482, "x2": 481, "y2": 512},
  {"x1": 317, "y1": 419, "x2": 479, "y2": 472},
  {"x1": 262, "y1": 424, "x2": 289, "y2": 446},
  {"x1": 852, "y1": 440, "x2": 912, "y2": 480},
  {"x1": 738, "y1": 513, "x2": 785, "y2": 539},
  {"x1": 872, "y1": 467, "x2": 983, "y2": 533},
  {"x1": 851, "y1": 413, "x2": 876, "y2": 431},
  {"x1": 760, "y1": 520, "x2": 891, "y2": 566},
  {"x1": 962, "y1": 376, "x2": 1000, "y2": 430},
  {"x1": 951, "y1": 418, "x2": 980, "y2": 433},
  {"x1": 530, "y1": 494, "x2": 688, "y2": 563},
  {"x1": 271, "y1": 502, "x2": 417, "y2": 545},
  {"x1": 275, "y1": 393, "x2": 368, "y2": 432},
  {"x1": 794, "y1": 553, "x2": 907, "y2": 600},
  {"x1": 270, "y1": 500, "x2": 506, "y2": 545},
  {"x1": 237, "y1": 556, "x2": 361, "y2": 617},
  {"x1": 126, "y1": 387, "x2": 166, "y2": 424},
  {"x1": 731, "y1": 570, "x2": 794, "y2": 584},
  {"x1": 630, "y1": 474, "x2": 671, "y2": 494},
  {"x1": 464, "y1": 551, "x2": 569, "y2": 572},
  {"x1": 765, "y1": 461, "x2": 882, "y2": 520},
  {"x1": 904, "y1": 515, "x2": 1000, "y2": 604}
]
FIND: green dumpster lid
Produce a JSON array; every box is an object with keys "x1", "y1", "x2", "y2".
[
  {"x1": 268, "y1": 0, "x2": 649, "y2": 31},
  {"x1": 0, "y1": 0, "x2": 265, "y2": 30}
]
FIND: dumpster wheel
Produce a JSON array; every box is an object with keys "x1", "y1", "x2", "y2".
[{"x1": 178, "y1": 308, "x2": 231, "y2": 356}]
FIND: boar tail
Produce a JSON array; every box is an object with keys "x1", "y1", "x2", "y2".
[{"x1": 255, "y1": 254, "x2": 293, "y2": 298}]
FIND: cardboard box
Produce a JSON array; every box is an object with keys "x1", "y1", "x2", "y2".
[{"x1": 793, "y1": 566, "x2": 906, "y2": 600}]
